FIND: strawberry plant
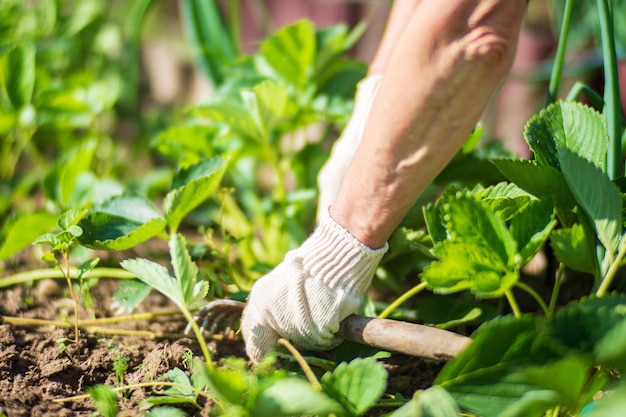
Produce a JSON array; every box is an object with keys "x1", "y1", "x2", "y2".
[{"x1": 1, "y1": 0, "x2": 625, "y2": 416}]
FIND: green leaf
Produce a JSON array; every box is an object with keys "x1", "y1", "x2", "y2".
[
  {"x1": 120, "y1": 258, "x2": 184, "y2": 309},
  {"x1": 545, "y1": 294, "x2": 626, "y2": 361},
  {"x1": 435, "y1": 315, "x2": 559, "y2": 417},
  {"x1": 58, "y1": 208, "x2": 89, "y2": 231},
  {"x1": 524, "y1": 101, "x2": 609, "y2": 170},
  {"x1": 321, "y1": 357, "x2": 387, "y2": 416},
  {"x1": 594, "y1": 318, "x2": 626, "y2": 371},
  {"x1": 1, "y1": 42, "x2": 35, "y2": 109},
  {"x1": 0, "y1": 211, "x2": 56, "y2": 261},
  {"x1": 252, "y1": 378, "x2": 342, "y2": 417},
  {"x1": 145, "y1": 407, "x2": 187, "y2": 417},
  {"x1": 477, "y1": 182, "x2": 535, "y2": 222},
  {"x1": 493, "y1": 159, "x2": 577, "y2": 225},
  {"x1": 179, "y1": 0, "x2": 236, "y2": 87},
  {"x1": 509, "y1": 198, "x2": 557, "y2": 266},
  {"x1": 205, "y1": 366, "x2": 255, "y2": 407},
  {"x1": 550, "y1": 224, "x2": 597, "y2": 274},
  {"x1": 241, "y1": 80, "x2": 288, "y2": 140},
  {"x1": 444, "y1": 193, "x2": 517, "y2": 266},
  {"x1": 86, "y1": 384, "x2": 119, "y2": 417},
  {"x1": 78, "y1": 193, "x2": 166, "y2": 251},
  {"x1": 499, "y1": 356, "x2": 605, "y2": 417},
  {"x1": 164, "y1": 157, "x2": 227, "y2": 232},
  {"x1": 423, "y1": 241, "x2": 519, "y2": 298},
  {"x1": 42, "y1": 138, "x2": 98, "y2": 209},
  {"x1": 386, "y1": 386, "x2": 460, "y2": 417},
  {"x1": 169, "y1": 233, "x2": 207, "y2": 306},
  {"x1": 151, "y1": 124, "x2": 218, "y2": 167},
  {"x1": 259, "y1": 20, "x2": 316, "y2": 88},
  {"x1": 558, "y1": 148, "x2": 622, "y2": 254},
  {"x1": 191, "y1": 100, "x2": 259, "y2": 140},
  {"x1": 111, "y1": 280, "x2": 152, "y2": 314}
]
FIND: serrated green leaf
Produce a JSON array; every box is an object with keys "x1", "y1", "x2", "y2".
[
  {"x1": 32, "y1": 233, "x2": 62, "y2": 247},
  {"x1": 241, "y1": 80, "x2": 288, "y2": 140},
  {"x1": 86, "y1": 384, "x2": 118, "y2": 417},
  {"x1": 78, "y1": 193, "x2": 166, "y2": 251},
  {"x1": 444, "y1": 193, "x2": 517, "y2": 266},
  {"x1": 558, "y1": 148, "x2": 622, "y2": 254},
  {"x1": 252, "y1": 378, "x2": 342, "y2": 417},
  {"x1": 477, "y1": 182, "x2": 535, "y2": 222},
  {"x1": 169, "y1": 233, "x2": 206, "y2": 306},
  {"x1": 259, "y1": 20, "x2": 316, "y2": 88},
  {"x1": 164, "y1": 157, "x2": 227, "y2": 232},
  {"x1": 525, "y1": 101, "x2": 609, "y2": 170},
  {"x1": 321, "y1": 357, "x2": 387, "y2": 416},
  {"x1": 111, "y1": 280, "x2": 152, "y2": 314},
  {"x1": 0, "y1": 211, "x2": 56, "y2": 260},
  {"x1": 549, "y1": 224, "x2": 597, "y2": 274},
  {"x1": 423, "y1": 241, "x2": 518, "y2": 298},
  {"x1": 58, "y1": 208, "x2": 89, "y2": 230},
  {"x1": 493, "y1": 159, "x2": 577, "y2": 225},
  {"x1": 120, "y1": 258, "x2": 183, "y2": 308},
  {"x1": 544, "y1": 294, "x2": 626, "y2": 358},
  {"x1": 435, "y1": 315, "x2": 559, "y2": 417},
  {"x1": 422, "y1": 203, "x2": 447, "y2": 245},
  {"x1": 1, "y1": 42, "x2": 35, "y2": 109},
  {"x1": 386, "y1": 386, "x2": 460, "y2": 417},
  {"x1": 509, "y1": 198, "x2": 557, "y2": 265}
]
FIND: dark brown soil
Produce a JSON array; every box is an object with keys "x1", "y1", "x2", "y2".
[{"x1": 0, "y1": 276, "x2": 440, "y2": 416}]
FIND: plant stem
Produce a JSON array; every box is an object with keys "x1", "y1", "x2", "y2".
[
  {"x1": 2, "y1": 316, "x2": 185, "y2": 338},
  {"x1": 505, "y1": 290, "x2": 522, "y2": 319},
  {"x1": 0, "y1": 267, "x2": 135, "y2": 288},
  {"x1": 548, "y1": 263, "x2": 565, "y2": 317},
  {"x1": 181, "y1": 308, "x2": 214, "y2": 370},
  {"x1": 514, "y1": 282, "x2": 549, "y2": 315},
  {"x1": 596, "y1": 240, "x2": 626, "y2": 296},
  {"x1": 596, "y1": 0, "x2": 623, "y2": 179},
  {"x1": 546, "y1": 0, "x2": 574, "y2": 104},
  {"x1": 277, "y1": 338, "x2": 322, "y2": 391},
  {"x1": 52, "y1": 381, "x2": 212, "y2": 403},
  {"x1": 378, "y1": 281, "x2": 428, "y2": 319}
]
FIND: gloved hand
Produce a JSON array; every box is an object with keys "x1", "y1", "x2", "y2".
[
  {"x1": 241, "y1": 210, "x2": 388, "y2": 363},
  {"x1": 316, "y1": 75, "x2": 382, "y2": 218}
]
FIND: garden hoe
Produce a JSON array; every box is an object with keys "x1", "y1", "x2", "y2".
[{"x1": 191, "y1": 300, "x2": 471, "y2": 361}]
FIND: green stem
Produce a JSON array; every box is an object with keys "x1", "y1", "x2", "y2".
[
  {"x1": 0, "y1": 267, "x2": 135, "y2": 288},
  {"x1": 596, "y1": 0, "x2": 623, "y2": 179},
  {"x1": 548, "y1": 263, "x2": 565, "y2": 317},
  {"x1": 547, "y1": 0, "x2": 574, "y2": 104},
  {"x1": 378, "y1": 281, "x2": 428, "y2": 319},
  {"x1": 505, "y1": 289, "x2": 522, "y2": 319},
  {"x1": 596, "y1": 241, "x2": 626, "y2": 297},
  {"x1": 278, "y1": 338, "x2": 322, "y2": 391},
  {"x1": 514, "y1": 282, "x2": 549, "y2": 315},
  {"x1": 181, "y1": 307, "x2": 214, "y2": 370},
  {"x1": 227, "y1": 0, "x2": 242, "y2": 55}
]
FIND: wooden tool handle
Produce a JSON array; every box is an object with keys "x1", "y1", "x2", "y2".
[{"x1": 339, "y1": 315, "x2": 471, "y2": 360}]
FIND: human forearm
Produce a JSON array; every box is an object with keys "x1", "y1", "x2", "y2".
[{"x1": 331, "y1": 0, "x2": 527, "y2": 248}]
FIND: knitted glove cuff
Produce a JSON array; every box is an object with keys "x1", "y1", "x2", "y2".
[{"x1": 298, "y1": 210, "x2": 388, "y2": 297}]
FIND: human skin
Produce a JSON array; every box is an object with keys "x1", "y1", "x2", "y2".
[{"x1": 331, "y1": 0, "x2": 527, "y2": 249}]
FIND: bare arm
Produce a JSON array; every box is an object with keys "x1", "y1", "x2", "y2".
[
  {"x1": 368, "y1": 0, "x2": 420, "y2": 76},
  {"x1": 331, "y1": 0, "x2": 527, "y2": 248}
]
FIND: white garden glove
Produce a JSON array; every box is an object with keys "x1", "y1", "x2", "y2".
[
  {"x1": 241, "y1": 210, "x2": 388, "y2": 363},
  {"x1": 317, "y1": 75, "x2": 382, "y2": 218}
]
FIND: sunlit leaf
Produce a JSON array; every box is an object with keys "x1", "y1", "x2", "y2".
[
  {"x1": 321, "y1": 357, "x2": 387, "y2": 416},
  {"x1": 252, "y1": 378, "x2": 342, "y2": 417},
  {"x1": 86, "y1": 384, "x2": 118, "y2": 417},
  {"x1": 164, "y1": 157, "x2": 227, "y2": 232},
  {"x1": 0, "y1": 211, "x2": 56, "y2": 260},
  {"x1": 525, "y1": 101, "x2": 609, "y2": 170},
  {"x1": 386, "y1": 386, "x2": 460, "y2": 417},
  {"x1": 558, "y1": 148, "x2": 622, "y2": 254},
  {"x1": 120, "y1": 258, "x2": 183, "y2": 308},
  {"x1": 550, "y1": 224, "x2": 597, "y2": 274}
]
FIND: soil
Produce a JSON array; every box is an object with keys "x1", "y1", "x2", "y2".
[{"x1": 0, "y1": 276, "x2": 441, "y2": 416}]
